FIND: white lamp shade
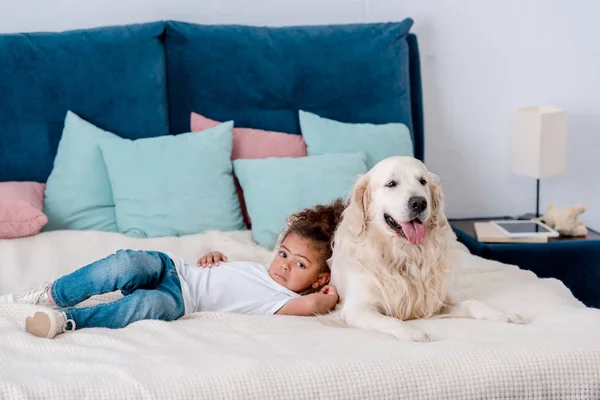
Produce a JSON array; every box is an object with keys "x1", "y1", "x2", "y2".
[{"x1": 512, "y1": 106, "x2": 567, "y2": 179}]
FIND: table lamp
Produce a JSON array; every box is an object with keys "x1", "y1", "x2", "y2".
[{"x1": 512, "y1": 106, "x2": 567, "y2": 218}]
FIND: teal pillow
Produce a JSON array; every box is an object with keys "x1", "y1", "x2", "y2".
[
  {"x1": 299, "y1": 110, "x2": 414, "y2": 170},
  {"x1": 43, "y1": 111, "x2": 119, "y2": 231},
  {"x1": 99, "y1": 121, "x2": 244, "y2": 238},
  {"x1": 233, "y1": 153, "x2": 367, "y2": 249}
]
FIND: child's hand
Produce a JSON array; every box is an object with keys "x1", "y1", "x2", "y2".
[
  {"x1": 197, "y1": 251, "x2": 228, "y2": 268},
  {"x1": 318, "y1": 285, "x2": 339, "y2": 312},
  {"x1": 319, "y1": 285, "x2": 338, "y2": 298}
]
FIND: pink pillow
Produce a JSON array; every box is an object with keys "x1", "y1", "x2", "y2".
[
  {"x1": 0, "y1": 182, "x2": 48, "y2": 239},
  {"x1": 191, "y1": 112, "x2": 307, "y2": 227}
]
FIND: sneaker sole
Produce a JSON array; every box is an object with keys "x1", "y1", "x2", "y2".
[{"x1": 25, "y1": 312, "x2": 52, "y2": 338}]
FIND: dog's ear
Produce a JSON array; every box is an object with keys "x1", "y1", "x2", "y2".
[
  {"x1": 429, "y1": 173, "x2": 448, "y2": 229},
  {"x1": 345, "y1": 174, "x2": 371, "y2": 236}
]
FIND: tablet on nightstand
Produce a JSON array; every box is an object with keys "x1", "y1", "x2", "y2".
[{"x1": 490, "y1": 220, "x2": 560, "y2": 238}]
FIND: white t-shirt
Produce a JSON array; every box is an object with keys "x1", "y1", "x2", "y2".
[{"x1": 166, "y1": 253, "x2": 300, "y2": 315}]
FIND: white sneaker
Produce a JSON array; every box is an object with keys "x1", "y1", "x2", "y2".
[
  {"x1": 0, "y1": 281, "x2": 58, "y2": 308},
  {"x1": 25, "y1": 310, "x2": 75, "y2": 339}
]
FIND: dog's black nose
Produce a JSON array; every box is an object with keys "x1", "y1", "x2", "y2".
[{"x1": 408, "y1": 196, "x2": 427, "y2": 213}]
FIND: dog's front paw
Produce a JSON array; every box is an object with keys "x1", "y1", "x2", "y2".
[
  {"x1": 407, "y1": 329, "x2": 432, "y2": 342},
  {"x1": 505, "y1": 313, "x2": 528, "y2": 324},
  {"x1": 386, "y1": 325, "x2": 431, "y2": 342}
]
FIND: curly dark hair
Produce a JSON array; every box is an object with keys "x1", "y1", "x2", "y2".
[{"x1": 282, "y1": 198, "x2": 346, "y2": 273}]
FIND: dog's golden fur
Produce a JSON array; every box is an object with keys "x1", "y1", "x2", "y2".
[
  {"x1": 338, "y1": 169, "x2": 454, "y2": 321},
  {"x1": 328, "y1": 156, "x2": 521, "y2": 341}
]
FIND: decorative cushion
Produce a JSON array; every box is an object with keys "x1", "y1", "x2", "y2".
[
  {"x1": 0, "y1": 182, "x2": 48, "y2": 239},
  {"x1": 100, "y1": 121, "x2": 244, "y2": 238},
  {"x1": 43, "y1": 111, "x2": 119, "y2": 232},
  {"x1": 191, "y1": 112, "x2": 307, "y2": 227},
  {"x1": 0, "y1": 22, "x2": 169, "y2": 182},
  {"x1": 165, "y1": 19, "x2": 415, "y2": 136},
  {"x1": 191, "y1": 112, "x2": 307, "y2": 160},
  {"x1": 299, "y1": 110, "x2": 414, "y2": 170},
  {"x1": 233, "y1": 153, "x2": 367, "y2": 249}
]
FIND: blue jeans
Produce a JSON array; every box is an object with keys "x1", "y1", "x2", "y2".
[{"x1": 50, "y1": 250, "x2": 185, "y2": 330}]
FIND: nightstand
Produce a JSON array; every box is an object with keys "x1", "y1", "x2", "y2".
[{"x1": 450, "y1": 217, "x2": 600, "y2": 308}]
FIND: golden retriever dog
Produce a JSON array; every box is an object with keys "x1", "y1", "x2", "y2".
[{"x1": 329, "y1": 156, "x2": 523, "y2": 342}]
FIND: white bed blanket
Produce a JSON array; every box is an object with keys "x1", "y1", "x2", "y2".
[{"x1": 1, "y1": 230, "x2": 599, "y2": 399}]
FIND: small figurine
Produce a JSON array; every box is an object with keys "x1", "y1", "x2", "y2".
[{"x1": 537, "y1": 204, "x2": 588, "y2": 237}]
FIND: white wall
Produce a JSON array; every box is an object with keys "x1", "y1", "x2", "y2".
[{"x1": 1, "y1": 0, "x2": 598, "y2": 230}]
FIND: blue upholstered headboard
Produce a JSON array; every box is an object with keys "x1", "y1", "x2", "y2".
[
  {"x1": 0, "y1": 19, "x2": 424, "y2": 182},
  {"x1": 407, "y1": 33, "x2": 425, "y2": 162}
]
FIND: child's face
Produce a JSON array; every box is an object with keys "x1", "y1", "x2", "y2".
[{"x1": 268, "y1": 233, "x2": 330, "y2": 293}]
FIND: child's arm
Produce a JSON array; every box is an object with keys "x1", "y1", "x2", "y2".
[
  {"x1": 197, "y1": 251, "x2": 228, "y2": 268},
  {"x1": 276, "y1": 286, "x2": 339, "y2": 316}
]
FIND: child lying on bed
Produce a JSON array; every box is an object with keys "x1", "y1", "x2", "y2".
[{"x1": 1, "y1": 200, "x2": 345, "y2": 339}]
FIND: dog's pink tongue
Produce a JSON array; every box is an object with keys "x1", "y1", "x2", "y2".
[{"x1": 399, "y1": 221, "x2": 427, "y2": 245}]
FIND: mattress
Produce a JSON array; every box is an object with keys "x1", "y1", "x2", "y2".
[{"x1": 0, "y1": 230, "x2": 599, "y2": 399}]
